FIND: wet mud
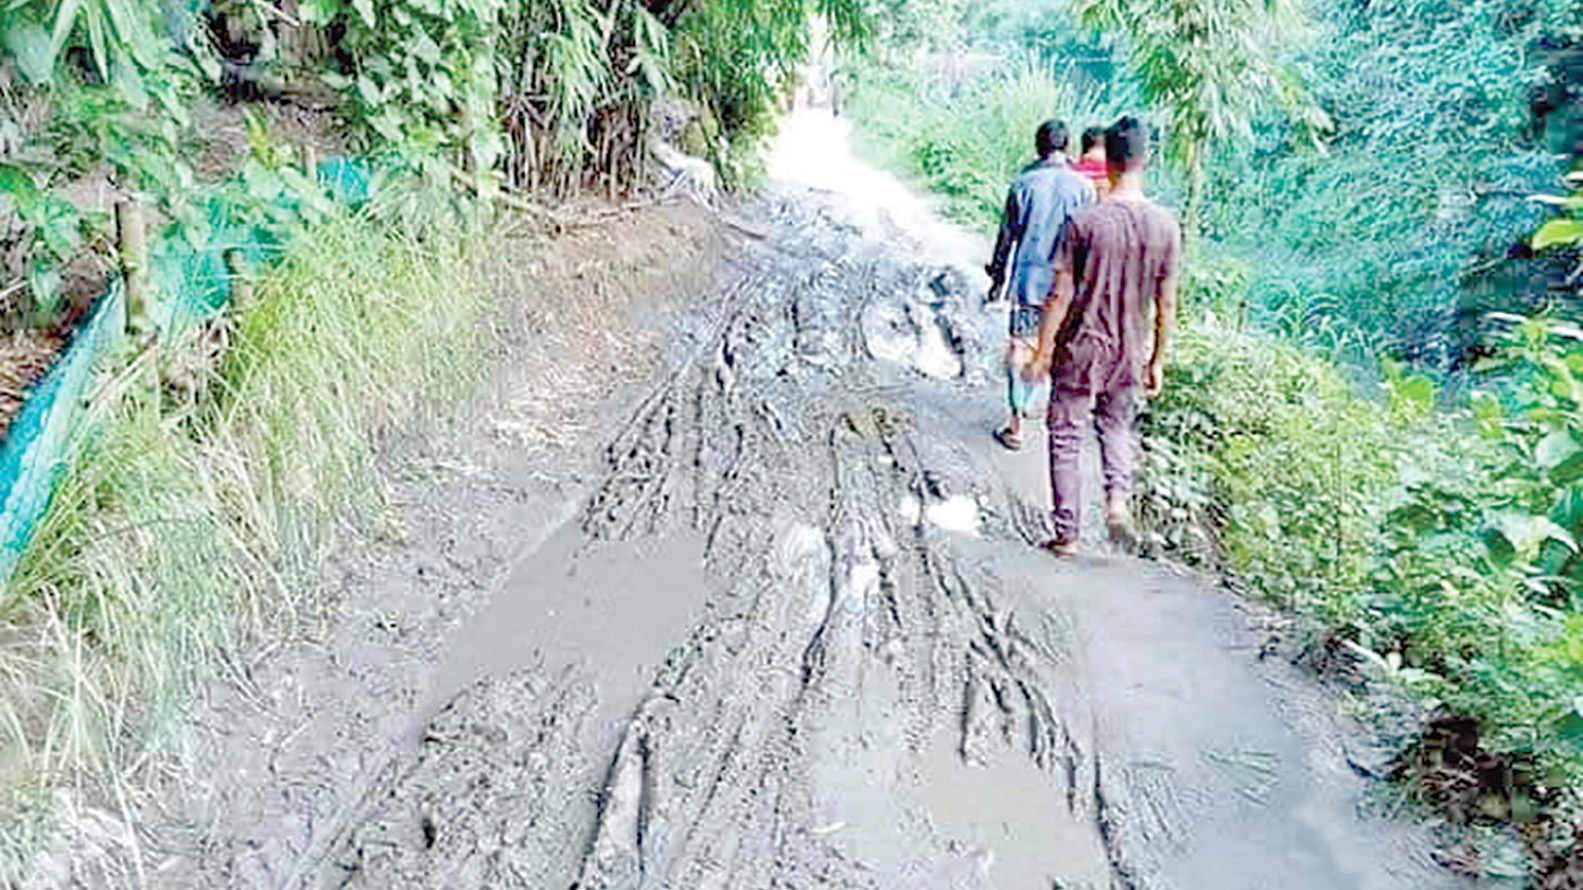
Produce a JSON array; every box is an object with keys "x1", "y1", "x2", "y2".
[
  {"x1": 330, "y1": 157, "x2": 1456, "y2": 887},
  {"x1": 34, "y1": 114, "x2": 1464, "y2": 889}
]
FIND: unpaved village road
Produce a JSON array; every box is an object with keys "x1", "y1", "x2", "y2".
[
  {"x1": 52, "y1": 112, "x2": 1464, "y2": 890},
  {"x1": 337, "y1": 114, "x2": 1459, "y2": 890}
]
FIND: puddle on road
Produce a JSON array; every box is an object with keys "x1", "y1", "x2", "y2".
[
  {"x1": 432, "y1": 523, "x2": 710, "y2": 751},
  {"x1": 917, "y1": 729, "x2": 1110, "y2": 890}
]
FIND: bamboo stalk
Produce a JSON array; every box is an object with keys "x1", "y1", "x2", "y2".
[
  {"x1": 115, "y1": 199, "x2": 146, "y2": 334},
  {"x1": 224, "y1": 249, "x2": 252, "y2": 306}
]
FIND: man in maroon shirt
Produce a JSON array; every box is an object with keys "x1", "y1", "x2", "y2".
[{"x1": 1025, "y1": 117, "x2": 1182, "y2": 558}]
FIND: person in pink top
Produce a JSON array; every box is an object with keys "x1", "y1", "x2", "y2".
[
  {"x1": 1070, "y1": 127, "x2": 1110, "y2": 197},
  {"x1": 1025, "y1": 116, "x2": 1182, "y2": 559}
]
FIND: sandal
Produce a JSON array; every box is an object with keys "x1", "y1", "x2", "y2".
[{"x1": 993, "y1": 427, "x2": 1023, "y2": 451}]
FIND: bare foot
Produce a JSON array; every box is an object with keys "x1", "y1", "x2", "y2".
[
  {"x1": 1042, "y1": 540, "x2": 1080, "y2": 559},
  {"x1": 1106, "y1": 493, "x2": 1132, "y2": 544}
]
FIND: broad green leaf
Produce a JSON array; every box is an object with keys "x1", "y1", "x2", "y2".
[
  {"x1": 1537, "y1": 431, "x2": 1580, "y2": 469},
  {"x1": 113, "y1": 54, "x2": 149, "y2": 112},
  {"x1": 352, "y1": 0, "x2": 376, "y2": 28},
  {"x1": 1534, "y1": 219, "x2": 1583, "y2": 251},
  {"x1": 0, "y1": 164, "x2": 39, "y2": 203},
  {"x1": 1554, "y1": 711, "x2": 1583, "y2": 753},
  {"x1": 355, "y1": 74, "x2": 381, "y2": 106},
  {"x1": 1552, "y1": 451, "x2": 1583, "y2": 486},
  {"x1": 49, "y1": 0, "x2": 84, "y2": 62},
  {"x1": 84, "y1": 7, "x2": 108, "y2": 80},
  {"x1": 412, "y1": 29, "x2": 442, "y2": 65},
  {"x1": 1536, "y1": 517, "x2": 1578, "y2": 553},
  {"x1": 5, "y1": 21, "x2": 54, "y2": 83},
  {"x1": 29, "y1": 264, "x2": 62, "y2": 318}
]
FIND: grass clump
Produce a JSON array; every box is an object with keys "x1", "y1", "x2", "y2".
[{"x1": 0, "y1": 216, "x2": 492, "y2": 871}]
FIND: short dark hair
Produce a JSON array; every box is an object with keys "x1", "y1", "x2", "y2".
[
  {"x1": 1080, "y1": 127, "x2": 1104, "y2": 154},
  {"x1": 1035, "y1": 120, "x2": 1070, "y2": 157},
  {"x1": 1105, "y1": 116, "x2": 1148, "y2": 171}
]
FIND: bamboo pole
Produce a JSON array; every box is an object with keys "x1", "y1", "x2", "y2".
[
  {"x1": 115, "y1": 198, "x2": 146, "y2": 334},
  {"x1": 223, "y1": 248, "x2": 251, "y2": 307}
]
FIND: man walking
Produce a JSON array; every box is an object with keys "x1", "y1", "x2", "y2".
[
  {"x1": 1025, "y1": 116, "x2": 1181, "y2": 558},
  {"x1": 985, "y1": 120, "x2": 1095, "y2": 451}
]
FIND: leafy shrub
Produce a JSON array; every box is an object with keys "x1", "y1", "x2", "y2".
[
  {"x1": 1141, "y1": 316, "x2": 1583, "y2": 836},
  {"x1": 1139, "y1": 321, "x2": 1398, "y2": 617},
  {"x1": 1207, "y1": 0, "x2": 1579, "y2": 365}
]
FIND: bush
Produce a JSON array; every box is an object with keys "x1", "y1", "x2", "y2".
[
  {"x1": 1140, "y1": 316, "x2": 1583, "y2": 837},
  {"x1": 1139, "y1": 322, "x2": 1398, "y2": 618}
]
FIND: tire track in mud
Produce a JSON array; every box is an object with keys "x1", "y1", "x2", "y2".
[{"x1": 328, "y1": 189, "x2": 1448, "y2": 890}]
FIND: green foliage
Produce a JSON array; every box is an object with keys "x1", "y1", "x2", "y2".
[
  {"x1": 669, "y1": 0, "x2": 863, "y2": 177},
  {"x1": 847, "y1": 55, "x2": 1128, "y2": 231},
  {"x1": 0, "y1": 0, "x2": 210, "y2": 324},
  {"x1": 1139, "y1": 321, "x2": 1397, "y2": 610},
  {"x1": 0, "y1": 163, "x2": 89, "y2": 320},
  {"x1": 867, "y1": 0, "x2": 961, "y2": 55},
  {"x1": 1532, "y1": 170, "x2": 1583, "y2": 251},
  {"x1": 1209, "y1": 0, "x2": 1580, "y2": 365},
  {"x1": 1139, "y1": 317, "x2": 1583, "y2": 834},
  {"x1": 307, "y1": 0, "x2": 503, "y2": 180},
  {"x1": 1073, "y1": 0, "x2": 1328, "y2": 240},
  {"x1": 1, "y1": 215, "x2": 491, "y2": 793}
]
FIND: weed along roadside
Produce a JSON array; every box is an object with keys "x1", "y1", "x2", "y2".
[{"x1": 0, "y1": 209, "x2": 497, "y2": 860}]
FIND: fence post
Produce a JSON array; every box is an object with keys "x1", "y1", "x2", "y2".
[{"x1": 115, "y1": 198, "x2": 146, "y2": 335}]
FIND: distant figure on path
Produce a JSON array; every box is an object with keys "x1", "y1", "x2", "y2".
[
  {"x1": 1071, "y1": 127, "x2": 1110, "y2": 197},
  {"x1": 1025, "y1": 116, "x2": 1181, "y2": 558},
  {"x1": 829, "y1": 68, "x2": 845, "y2": 117},
  {"x1": 985, "y1": 120, "x2": 1096, "y2": 451}
]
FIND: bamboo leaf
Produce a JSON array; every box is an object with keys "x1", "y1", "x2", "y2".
[
  {"x1": 1534, "y1": 219, "x2": 1583, "y2": 252},
  {"x1": 49, "y1": 0, "x2": 84, "y2": 63},
  {"x1": 84, "y1": 6, "x2": 109, "y2": 80},
  {"x1": 5, "y1": 20, "x2": 55, "y2": 83}
]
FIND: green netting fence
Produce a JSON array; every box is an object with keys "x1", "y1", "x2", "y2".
[{"x1": 0, "y1": 154, "x2": 375, "y2": 587}]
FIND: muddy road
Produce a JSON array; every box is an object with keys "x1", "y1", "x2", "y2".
[
  {"x1": 328, "y1": 115, "x2": 1454, "y2": 890},
  {"x1": 38, "y1": 113, "x2": 1460, "y2": 890}
]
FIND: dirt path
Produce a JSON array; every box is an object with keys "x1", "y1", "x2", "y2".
[
  {"x1": 35, "y1": 112, "x2": 1461, "y2": 890},
  {"x1": 330, "y1": 113, "x2": 1458, "y2": 889}
]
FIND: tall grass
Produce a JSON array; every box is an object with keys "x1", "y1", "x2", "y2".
[
  {"x1": 847, "y1": 55, "x2": 1134, "y2": 232},
  {"x1": 0, "y1": 216, "x2": 492, "y2": 872}
]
